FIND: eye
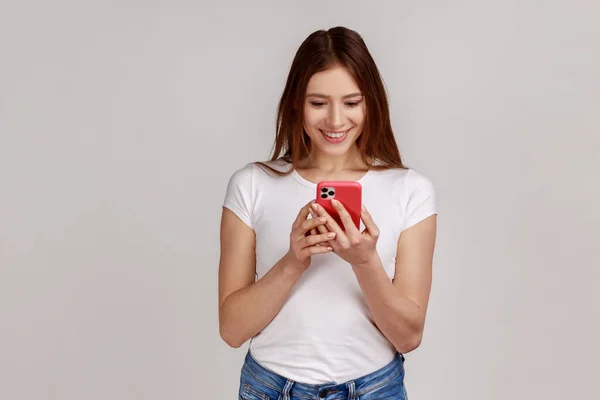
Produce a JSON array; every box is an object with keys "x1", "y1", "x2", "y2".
[
  {"x1": 310, "y1": 102, "x2": 326, "y2": 107},
  {"x1": 345, "y1": 101, "x2": 361, "y2": 107}
]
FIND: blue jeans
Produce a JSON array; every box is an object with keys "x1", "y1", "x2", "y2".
[{"x1": 239, "y1": 350, "x2": 407, "y2": 400}]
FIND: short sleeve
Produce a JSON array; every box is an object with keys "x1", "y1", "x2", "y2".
[
  {"x1": 402, "y1": 169, "x2": 437, "y2": 231},
  {"x1": 222, "y1": 164, "x2": 254, "y2": 229}
]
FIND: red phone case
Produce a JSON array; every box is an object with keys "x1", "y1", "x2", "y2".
[{"x1": 316, "y1": 181, "x2": 362, "y2": 230}]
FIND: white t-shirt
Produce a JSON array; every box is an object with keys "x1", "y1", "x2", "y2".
[{"x1": 222, "y1": 159, "x2": 437, "y2": 384}]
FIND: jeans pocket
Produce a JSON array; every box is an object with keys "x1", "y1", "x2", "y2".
[
  {"x1": 240, "y1": 383, "x2": 271, "y2": 400},
  {"x1": 356, "y1": 369, "x2": 406, "y2": 400}
]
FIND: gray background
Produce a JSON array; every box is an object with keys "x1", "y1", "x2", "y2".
[{"x1": 1, "y1": 1, "x2": 599, "y2": 399}]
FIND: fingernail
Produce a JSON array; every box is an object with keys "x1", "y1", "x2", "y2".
[
  {"x1": 312, "y1": 203, "x2": 318, "y2": 210},
  {"x1": 327, "y1": 232, "x2": 336, "y2": 238},
  {"x1": 327, "y1": 247, "x2": 333, "y2": 251},
  {"x1": 361, "y1": 204, "x2": 366, "y2": 211},
  {"x1": 332, "y1": 199, "x2": 338, "y2": 205},
  {"x1": 319, "y1": 217, "x2": 326, "y2": 222}
]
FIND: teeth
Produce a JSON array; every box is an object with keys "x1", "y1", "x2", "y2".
[{"x1": 323, "y1": 130, "x2": 348, "y2": 138}]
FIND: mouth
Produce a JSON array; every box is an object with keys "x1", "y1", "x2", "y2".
[{"x1": 320, "y1": 129, "x2": 351, "y2": 144}]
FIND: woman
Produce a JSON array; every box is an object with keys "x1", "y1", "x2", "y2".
[{"x1": 219, "y1": 26, "x2": 437, "y2": 400}]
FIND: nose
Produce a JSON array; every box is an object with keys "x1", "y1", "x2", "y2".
[{"x1": 327, "y1": 103, "x2": 344, "y2": 129}]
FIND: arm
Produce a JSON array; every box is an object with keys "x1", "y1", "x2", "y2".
[
  {"x1": 218, "y1": 205, "x2": 333, "y2": 348},
  {"x1": 352, "y1": 214, "x2": 437, "y2": 353},
  {"x1": 218, "y1": 208, "x2": 301, "y2": 348},
  {"x1": 310, "y1": 200, "x2": 437, "y2": 354}
]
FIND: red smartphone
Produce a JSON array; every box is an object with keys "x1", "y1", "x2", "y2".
[{"x1": 316, "y1": 181, "x2": 362, "y2": 231}]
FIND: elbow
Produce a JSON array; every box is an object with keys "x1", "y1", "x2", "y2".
[
  {"x1": 223, "y1": 337, "x2": 244, "y2": 349},
  {"x1": 219, "y1": 319, "x2": 247, "y2": 348},
  {"x1": 221, "y1": 332, "x2": 244, "y2": 349},
  {"x1": 219, "y1": 322, "x2": 245, "y2": 348},
  {"x1": 219, "y1": 302, "x2": 244, "y2": 348},
  {"x1": 395, "y1": 332, "x2": 423, "y2": 354}
]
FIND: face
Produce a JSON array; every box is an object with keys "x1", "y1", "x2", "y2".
[{"x1": 303, "y1": 65, "x2": 366, "y2": 158}]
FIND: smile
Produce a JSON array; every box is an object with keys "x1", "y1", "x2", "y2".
[{"x1": 320, "y1": 129, "x2": 350, "y2": 143}]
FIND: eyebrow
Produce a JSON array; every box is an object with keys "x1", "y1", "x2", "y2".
[{"x1": 306, "y1": 92, "x2": 363, "y2": 99}]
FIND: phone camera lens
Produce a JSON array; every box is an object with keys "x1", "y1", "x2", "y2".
[
  {"x1": 328, "y1": 191, "x2": 335, "y2": 196},
  {"x1": 321, "y1": 188, "x2": 328, "y2": 192},
  {"x1": 320, "y1": 194, "x2": 327, "y2": 199}
]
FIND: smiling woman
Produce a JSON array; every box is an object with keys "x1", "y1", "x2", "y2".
[
  {"x1": 218, "y1": 26, "x2": 437, "y2": 400},
  {"x1": 257, "y1": 26, "x2": 405, "y2": 176},
  {"x1": 303, "y1": 68, "x2": 365, "y2": 151}
]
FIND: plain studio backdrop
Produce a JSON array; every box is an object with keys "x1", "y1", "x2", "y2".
[{"x1": 1, "y1": 1, "x2": 599, "y2": 399}]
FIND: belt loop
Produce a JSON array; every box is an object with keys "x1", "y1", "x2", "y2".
[
  {"x1": 347, "y1": 381, "x2": 356, "y2": 400},
  {"x1": 282, "y1": 379, "x2": 294, "y2": 400}
]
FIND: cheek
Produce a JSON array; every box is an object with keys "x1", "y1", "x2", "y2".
[
  {"x1": 303, "y1": 109, "x2": 323, "y2": 129},
  {"x1": 349, "y1": 108, "x2": 366, "y2": 127}
]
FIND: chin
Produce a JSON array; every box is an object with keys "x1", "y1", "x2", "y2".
[{"x1": 321, "y1": 144, "x2": 354, "y2": 156}]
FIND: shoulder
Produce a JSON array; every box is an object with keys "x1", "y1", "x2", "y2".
[
  {"x1": 404, "y1": 168, "x2": 435, "y2": 195},
  {"x1": 226, "y1": 162, "x2": 255, "y2": 188},
  {"x1": 253, "y1": 158, "x2": 293, "y2": 175},
  {"x1": 226, "y1": 158, "x2": 293, "y2": 187},
  {"x1": 372, "y1": 167, "x2": 435, "y2": 193}
]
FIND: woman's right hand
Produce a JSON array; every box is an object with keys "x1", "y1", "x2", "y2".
[{"x1": 284, "y1": 201, "x2": 336, "y2": 271}]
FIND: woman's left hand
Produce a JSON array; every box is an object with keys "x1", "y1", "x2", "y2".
[{"x1": 310, "y1": 200, "x2": 380, "y2": 268}]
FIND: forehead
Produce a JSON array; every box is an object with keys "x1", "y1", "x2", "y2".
[{"x1": 305, "y1": 66, "x2": 361, "y2": 96}]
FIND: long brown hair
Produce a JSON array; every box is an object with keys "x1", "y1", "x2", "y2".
[{"x1": 257, "y1": 26, "x2": 406, "y2": 175}]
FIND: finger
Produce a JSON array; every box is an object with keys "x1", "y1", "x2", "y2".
[
  {"x1": 310, "y1": 208, "x2": 329, "y2": 235},
  {"x1": 299, "y1": 216, "x2": 328, "y2": 236},
  {"x1": 304, "y1": 227, "x2": 319, "y2": 239},
  {"x1": 292, "y1": 201, "x2": 314, "y2": 229},
  {"x1": 331, "y1": 199, "x2": 360, "y2": 235},
  {"x1": 299, "y1": 244, "x2": 333, "y2": 258},
  {"x1": 300, "y1": 232, "x2": 336, "y2": 248},
  {"x1": 307, "y1": 210, "x2": 320, "y2": 237},
  {"x1": 312, "y1": 203, "x2": 348, "y2": 245},
  {"x1": 315, "y1": 223, "x2": 329, "y2": 235},
  {"x1": 361, "y1": 204, "x2": 380, "y2": 237},
  {"x1": 312, "y1": 222, "x2": 331, "y2": 247}
]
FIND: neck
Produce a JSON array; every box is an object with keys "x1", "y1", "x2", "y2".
[{"x1": 301, "y1": 145, "x2": 368, "y2": 172}]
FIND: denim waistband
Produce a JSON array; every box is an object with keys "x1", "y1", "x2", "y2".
[{"x1": 241, "y1": 350, "x2": 405, "y2": 399}]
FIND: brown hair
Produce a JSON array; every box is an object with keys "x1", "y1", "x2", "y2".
[{"x1": 256, "y1": 26, "x2": 406, "y2": 175}]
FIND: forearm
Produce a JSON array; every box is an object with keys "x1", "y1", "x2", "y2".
[
  {"x1": 219, "y1": 255, "x2": 303, "y2": 348},
  {"x1": 352, "y1": 255, "x2": 424, "y2": 353}
]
